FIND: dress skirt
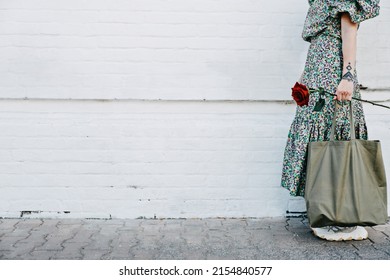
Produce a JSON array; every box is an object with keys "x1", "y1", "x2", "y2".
[{"x1": 280, "y1": 31, "x2": 368, "y2": 197}]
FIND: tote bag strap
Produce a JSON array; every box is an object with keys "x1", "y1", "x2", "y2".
[{"x1": 330, "y1": 100, "x2": 356, "y2": 141}]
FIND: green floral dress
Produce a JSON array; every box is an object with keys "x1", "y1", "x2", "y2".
[{"x1": 281, "y1": 0, "x2": 380, "y2": 197}]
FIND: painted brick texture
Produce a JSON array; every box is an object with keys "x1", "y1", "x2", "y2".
[
  {"x1": 0, "y1": 0, "x2": 388, "y2": 100},
  {"x1": 0, "y1": 1, "x2": 389, "y2": 218}
]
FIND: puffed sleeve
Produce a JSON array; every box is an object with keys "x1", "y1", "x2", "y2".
[{"x1": 328, "y1": 0, "x2": 380, "y2": 23}]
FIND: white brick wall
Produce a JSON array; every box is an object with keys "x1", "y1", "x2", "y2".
[
  {"x1": 0, "y1": 0, "x2": 388, "y2": 100},
  {"x1": 0, "y1": 0, "x2": 389, "y2": 218},
  {"x1": 0, "y1": 99, "x2": 389, "y2": 219},
  {"x1": 0, "y1": 100, "x2": 293, "y2": 218}
]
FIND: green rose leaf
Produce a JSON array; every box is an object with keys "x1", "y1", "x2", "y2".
[{"x1": 313, "y1": 87, "x2": 326, "y2": 112}]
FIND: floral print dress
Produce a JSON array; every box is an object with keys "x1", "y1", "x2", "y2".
[{"x1": 281, "y1": 0, "x2": 380, "y2": 197}]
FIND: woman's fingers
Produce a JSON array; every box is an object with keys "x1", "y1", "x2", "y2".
[
  {"x1": 335, "y1": 90, "x2": 352, "y2": 101},
  {"x1": 343, "y1": 91, "x2": 352, "y2": 101},
  {"x1": 335, "y1": 79, "x2": 354, "y2": 101},
  {"x1": 335, "y1": 90, "x2": 343, "y2": 101}
]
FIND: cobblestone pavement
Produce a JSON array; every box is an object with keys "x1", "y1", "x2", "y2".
[{"x1": 0, "y1": 217, "x2": 389, "y2": 260}]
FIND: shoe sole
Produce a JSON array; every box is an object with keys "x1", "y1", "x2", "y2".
[
  {"x1": 312, "y1": 228, "x2": 368, "y2": 241},
  {"x1": 324, "y1": 236, "x2": 366, "y2": 241}
]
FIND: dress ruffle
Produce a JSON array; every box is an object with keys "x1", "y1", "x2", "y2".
[
  {"x1": 328, "y1": 0, "x2": 380, "y2": 24},
  {"x1": 302, "y1": 0, "x2": 380, "y2": 42}
]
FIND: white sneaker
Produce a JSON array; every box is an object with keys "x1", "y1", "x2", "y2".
[{"x1": 311, "y1": 226, "x2": 368, "y2": 241}]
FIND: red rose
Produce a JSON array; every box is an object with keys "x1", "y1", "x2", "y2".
[{"x1": 291, "y1": 82, "x2": 310, "y2": 106}]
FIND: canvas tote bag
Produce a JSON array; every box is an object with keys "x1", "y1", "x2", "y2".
[{"x1": 305, "y1": 100, "x2": 388, "y2": 227}]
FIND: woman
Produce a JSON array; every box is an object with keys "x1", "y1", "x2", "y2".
[{"x1": 281, "y1": 0, "x2": 380, "y2": 241}]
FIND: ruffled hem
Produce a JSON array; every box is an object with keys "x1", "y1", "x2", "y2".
[
  {"x1": 308, "y1": 114, "x2": 368, "y2": 142},
  {"x1": 328, "y1": 0, "x2": 380, "y2": 24}
]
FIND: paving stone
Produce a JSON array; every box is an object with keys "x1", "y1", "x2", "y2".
[
  {"x1": 53, "y1": 254, "x2": 83, "y2": 260},
  {"x1": 0, "y1": 218, "x2": 389, "y2": 260},
  {"x1": 130, "y1": 248, "x2": 157, "y2": 259},
  {"x1": 186, "y1": 230, "x2": 207, "y2": 240},
  {"x1": 2, "y1": 229, "x2": 31, "y2": 238},
  {"x1": 161, "y1": 224, "x2": 183, "y2": 233},
  {"x1": 116, "y1": 226, "x2": 143, "y2": 233},
  {"x1": 245, "y1": 218, "x2": 273, "y2": 229},
  {"x1": 55, "y1": 224, "x2": 82, "y2": 235},
  {"x1": 56, "y1": 219, "x2": 85, "y2": 225},
  {"x1": 62, "y1": 241, "x2": 90, "y2": 250},
  {"x1": 286, "y1": 217, "x2": 306, "y2": 226},
  {"x1": 29, "y1": 249, "x2": 59, "y2": 260},
  {"x1": 101, "y1": 253, "x2": 132, "y2": 260},
  {"x1": 174, "y1": 249, "x2": 205, "y2": 260},
  {"x1": 0, "y1": 236, "x2": 26, "y2": 250},
  {"x1": 204, "y1": 219, "x2": 223, "y2": 229},
  {"x1": 34, "y1": 237, "x2": 65, "y2": 251},
  {"x1": 81, "y1": 249, "x2": 111, "y2": 260},
  {"x1": 140, "y1": 221, "x2": 163, "y2": 228},
  {"x1": 136, "y1": 237, "x2": 160, "y2": 250},
  {"x1": 221, "y1": 218, "x2": 247, "y2": 225},
  {"x1": 371, "y1": 225, "x2": 390, "y2": 239},
  {"x1": 291, "y1": 241, "x2": 360, "y2": 260},
  {"x1": 366, "y1": 227, "x2": 389, "y2": 244},
  {"x1": 139, "y1": 220, "x2": 165, "y2": 226},
  {"x1": 1, "y1": 241, "x2": 44, "y2": 259},
  {"x1": 352, "y1": 245, "x2": 390, "y2": 260},
  {"x1": 30, "y1": 221, "x2": 60, "y2": 235},
  {"x1": 181, "y1": 228, "x2": 204, "y2": 238},
  {"x1": 181, "y1": 233, "x2": 205, "y2": 246},
  {"x1": 109, "y1": 235, "x2": 138, "y2": 258},
  {"x1": 223, "y1": 232, "x2": 252, "y2": 248},
  {"x1": 371, "y1": 243, "x2": 390, "y2": 256},
  {"x1": 15, "y1": 219, "x2": 43, "y2": 228},
  {"x1": 66, "y1": 229, "x2": 94, "y2": 243},
  {"x1": 205, "y1": 245, "x2": 254, "y2": 260},
  {"x1": 83, "y1": 237, "x2": 113, "y2": 251},
  {"x1": 154, "y1": 245, "x2": 188, "y2": 260},
  {"x1": 182, "y1": 219, "x2": 206, "y2": 226},
  {"x1": 247, "y1": 228, "x2": 276, "y2": 242},
  {"x1": 53, "y1": 242, "x2": 89, "y2": 260},
  {"x1": 100, "y1": 219, "x2": 125, "y2": 226},
  {"x1": 124, "y1": 220, "x2": 142, "y2": 227},
  {"x1": 23, "y1": 231, "x2": 48, "y2": 243},
  {"x1": 213, "y1": 248, "x2": 260, "y2": 260},
  {"x1": 0, "y1": 230, "x2": 13, "y2": 237},
  {"x1": 0, "y1": 219, "x2": 20, "y2": 228},
  {"x1": 40, "y1": 220, "x2": 61, "y2": 227},
  {"x1": 99, "y1": 225, "x2": 121, "y2": 236}
]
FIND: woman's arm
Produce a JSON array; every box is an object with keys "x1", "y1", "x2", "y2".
[{"x1": 335, "y1": 13, "x2": 359, "y2": 101}]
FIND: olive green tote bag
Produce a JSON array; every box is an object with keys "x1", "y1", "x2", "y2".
[{"x1": 305, "y1": 101, "x2": 388, "y2": 228}]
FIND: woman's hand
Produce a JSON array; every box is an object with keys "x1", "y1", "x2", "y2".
[{"x1": 334, "y1": 79, "x2": 353, "y2": 101}]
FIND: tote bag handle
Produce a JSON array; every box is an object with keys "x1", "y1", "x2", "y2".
[{"x1": 330, "y1": 100, "x2": 356, "y2": 141}]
